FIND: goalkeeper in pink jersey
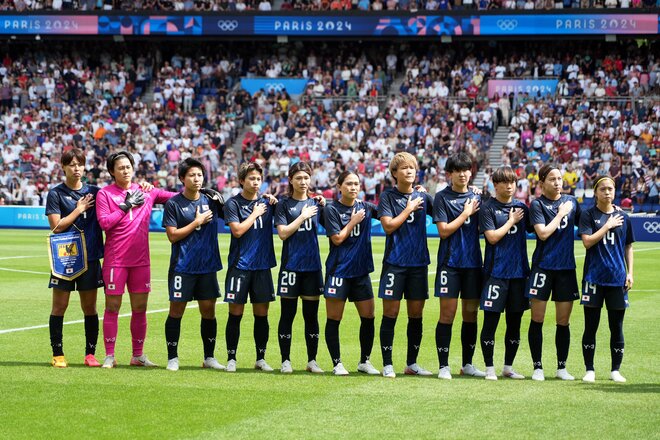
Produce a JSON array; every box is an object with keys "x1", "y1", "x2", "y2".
[{"x1": 96, "y1": 151, "x2": 176, "y2": 368}]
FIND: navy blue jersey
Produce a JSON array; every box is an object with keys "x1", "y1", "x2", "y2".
[
  {"x1": 274, "y1": 196, "x2": 322, "y2": 272},
  {"x1": 530, "y1": 194, "x2": 582, "y2": 270},
  {"x1": 579, "y1": 207, "x2": 634, "y2": 286},
  {"x1": 45, "y1": 183, "x2": 104, "y2": 261},
  {"x1": 324, "y1": 199, "x2": 377, "y2": 278},
  {"x1": 162, "y1": 193, "x2": 222, "y2": 275},
  {"x1": 378, "y1": 188, "x2": 433, "y2": 267},
  {"x1": 432, "y1": 188, "x2": 482, "y2": 269},
  {"x1": 224, "y1": 194, "x2": 276, "y2": 271},
  {"x1": 479, "y1": 198, "x2": 532, "y2": 279}
]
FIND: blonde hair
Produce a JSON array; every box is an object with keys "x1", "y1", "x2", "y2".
[{"x1": 388, "y1": 152, "x2": 418, "y2": 182}]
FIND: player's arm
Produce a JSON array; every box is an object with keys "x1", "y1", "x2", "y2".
[
  {"x1": 624, "y1": 243, "x2": 634, "y2": 290},
  {"x1": 483, "y1": 207, "x2": 524, "y2": 245},
  {"x1": 580, "y1": 214, "x2": 624, "y2": 250},
  {"x1": 437, "y1": 198, "x2": 479, "y2": 239},
  {"x1": 330, "y1": 207, "x2": 365, "y2": 246},
  {"x1": 48, "y1": 194, "x2": 95, "y2": 233},
  {"x1": 277, "y1": 204, "x2": 318, "y2": 241},
  {"x1": 165, "y1": 206, "x2": 213, "y2": 244},
  {"x1": 96, "y1": 190, "x2": 128, "y2": 231},
  {"x1": 534, "y1": 201, "x2": 573, "y2": 241},
  {"x1": 228, "y1": 202, "x2": 267, "y2": 238},
  {"x1": 381, "y1": 195, "x2": 423, "y2": 235}
]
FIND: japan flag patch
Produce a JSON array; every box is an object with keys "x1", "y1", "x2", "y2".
[
  {"x1": 226, "y1": 293, "x2": 235, "y2": 300},
  {"x1": 484, "y1": 300, "x2": 493, "y2": 307},
  {"x1": 384, "y1": 289, "x2": 393, "y2": 296},
  {"x1": 440, "y1": 287, "x2": 448, "y2": 294},
  {"x1": 582, "y1": 295, "x2": 590, "y2": 301},
  {"x1": 173, "y1": 292, "x2": 182, "y2": 298},
  {"x1": 529, "y1": 289, "x2": 538, "y2": 295},
  {"x1": 280, "y1": 287, "x2": 288, "y2": 294},
  {"x1": 328, "y1": 288, "x2": 336, "y2": 294}
]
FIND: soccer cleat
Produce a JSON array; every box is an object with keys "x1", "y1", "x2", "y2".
[
  {"x1": 281, "y1": 360, "x2": 293, "y2": 374},
  {"x1": 102, "y1": 355, "x2": 116, "y2": 369},
  {"x1": 254, "y1": 359, "x2": 274, "y2": 372},
  {"x1": 51, "y1": 356, "x2": 68, "y2": 368},
  {"x1": 582, "y1": 370, "x2": 596, "y2": 383},
  {"x1": 502, "y1": 366, "x2": 525, "y2": 380},
  {"x1": 460, "y1": 364, "x2": 486, "y2": 377},
  {"x1": 485, "y1": 366, "x2": 498, "y2": 381},
  {"x1": 382, "y1": 364, "x2": 396, "y2": 378},
  {"x1": 84, "y1": 354, "x2": 101, "y2": 367},
  {"x1": 404, "y1": 363, "x2": 433, "y2": 376},
  {"x1": 203, "y1": 357, "x2": 226, "y2": 370},
  {"x1": 166, "y1": 358, "x2": 179, "y2": 372},
  {"x1": 130, "y1": 355, "x2": 158, "y2": 367},
  {"x1": 226, "y1": 359, "x2": 237, "y2": 372},
  {"x1": 532, "y1": 369, "x2": 545, "y2": 381},
  {"x1": 610, "y1": 371, "x2": 627, "y2": 383},
  {"x1": 357, "y1": 360, "x2": 380, "y2": 375},
  {"x1": 556, "y1": 368, "x2": 575, "y2": 381},
  {"x1": 438, "y1": 366, "x2": 452, "y2": 380},
  {"x1": 306, "y1": 360, "x2": 324, "y2": 374},
  {"x1": 332, "y1": 363, "x2": 349, "y2": 376}
]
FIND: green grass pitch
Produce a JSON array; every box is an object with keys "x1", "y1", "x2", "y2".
[{"x1": 0, "y1": 229, "x2": 658, "y2": 439}]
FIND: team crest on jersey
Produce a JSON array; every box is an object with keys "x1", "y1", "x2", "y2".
[
  {"x1": 227, "y1": 293, "x2": 235, "y2": 299},
  {"x1": 384, "y1": 289, "x2": 393, "y2": 296},
  {"x1": 328, "y1": 288, "x2": 336, "y2": 294},
  {"x1": 484, "y1": 300, "x2": 493, "y2": 307},
  {"x1": 582, "y1": 295, "x2": 590, "y2": 301},
  {"x1": 529, "y1": 289, "x2": 538, "y2": 295},
  {"x1": 173, "y1": 291, "x2": 182, "y2": 298}
]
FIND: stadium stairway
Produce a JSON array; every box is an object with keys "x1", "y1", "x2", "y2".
[{"x1": 472, "y1": 126, "x2": 507, "y2": 188}]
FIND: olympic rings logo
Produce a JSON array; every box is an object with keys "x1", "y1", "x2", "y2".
[
  {"x1": 216, "y1": 20, "x2": 239, "y2": 32},
  {"x1": 643, "y1": 221, "x2": 660, "y2": 233},
  {"x1": 496, "y1": 19, "x2": 518, "y2": 31},
  {"x1": 265, "y1": 83, "x2": 286, "y2": 92}
]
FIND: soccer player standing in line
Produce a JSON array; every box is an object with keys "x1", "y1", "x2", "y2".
[
  {"x1": 323, "y1": 171, "x2": 380, "y2": 376},
  {"x1": 275, "y1": 162, "x2": 326, "y2": 374},
  {"x1": 579, "y1": 176, "x2": 634, "y2": 383},
  {"x1": 433, "y1": 153, "x2": 486, "y2": 380},
  {"x1": 378, "y1": 152, "x2": 434, "y2": 378},
  {"x1": 224, "y1": 162, "x2": 278, "y2": 373},
  {"x1": 162, "y1": 158, "x2": 225, "y2": 372},
  {"x1": 479, "y1": 166, "x2": 532, "y2": 380},
  {"x1": 526, "y1": 165, "x2": 582, "y2": 381},
  {"x1": 96, "y1": 151, "x2": 176, "y2": 368},
  {"x1": 46, "y1": 149, "x2": 104, "y2": 368}
]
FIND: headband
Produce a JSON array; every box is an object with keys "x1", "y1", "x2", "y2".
[{"x1": 593, "y1": 176, "x2": 615, "y2": 190}]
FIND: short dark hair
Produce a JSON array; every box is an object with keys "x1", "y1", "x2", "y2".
[
  {"x1": 61, "y1": 148, "x2": 85, "y2": 167},
  {"x1": 287, "y1": 161, "x2": 313, "y2": 196},
  {"x1": 238, "y1": 162, "x2": 263, "y2": 184},
  {"x1": 538, "y1": 164, "x2": 559, "y2": 182},
  {"x1": 445, "y1": 152, "x2": 473, "y2": 173},
  {"x1": 492, "y1": 166, "x2": 517, "y2": 184},
  {"x1": 337, "y1": 170, "x2": 359, "y2": 186},
  {"x1": 178, "y1": 158, "x2": 205, "y2": 181},
  {"x1": 106, "y1": 151, "x2": 134, "y2": 178}
]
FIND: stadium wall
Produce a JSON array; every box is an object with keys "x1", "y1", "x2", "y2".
[{"x1": 3, "y1": 206, "x2": 659, "y2": 241}]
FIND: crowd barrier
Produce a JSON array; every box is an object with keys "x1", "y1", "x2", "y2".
[{"x1": 2, "y1": 206, "x2": 659, "y2": 242}]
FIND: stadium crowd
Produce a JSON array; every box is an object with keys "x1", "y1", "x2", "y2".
[{"x1": 0, "y1": 41, "x2": 658, "y2": 211}]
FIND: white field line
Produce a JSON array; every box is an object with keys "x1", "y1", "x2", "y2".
[
  {"x1": 2, "y1": 246, "x2": 659, "y2": 334},
  {"x1": 0, "y1": 303, "x2": 210, "y2": 335}
]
